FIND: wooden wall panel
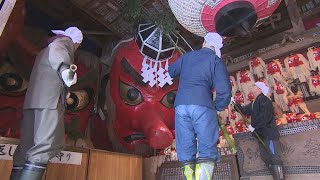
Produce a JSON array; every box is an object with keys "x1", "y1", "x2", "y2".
[
  {"x1": 0, "y1": 138, "x2": 19, "y2": 180},
  {"x1": 1, "y1": 143, "x2": 142, "y2": 180},
  {"x1": 88, "y1": 150, "x2": 142, "y2": 180},
  {"x1": 0, "y1": 145, "x2": 88, "y2": 180},
  {"x1": 45, "y1": 150, "x2": 88, "y2": 180},
  {"x1": 0, "y1": 160, "x2": 45, "y2": 180},
  {"x1": 0, "y1": 160, "x2": 12, "y2": 180}
]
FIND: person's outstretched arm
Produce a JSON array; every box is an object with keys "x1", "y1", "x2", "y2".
[
  {"x1": 234, "y1": 102, "x2": 253, "y2": 116},
  {"x1": 212, "y1": 57, "x2": 232, "y2": 111},
  {"x1": 168, "y1": 56, "x2": 184, "y2": 78}
]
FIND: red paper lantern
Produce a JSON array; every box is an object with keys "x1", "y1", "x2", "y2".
[{"x1": 168, "y1": 0, "x2": 282, "y2": 37}]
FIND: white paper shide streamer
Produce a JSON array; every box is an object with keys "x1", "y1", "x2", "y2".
[{"x1": 137, "y1": 24, "x2": 176, "y2": 88}]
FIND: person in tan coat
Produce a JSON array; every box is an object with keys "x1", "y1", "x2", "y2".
[{"x1": 10, "y1": 27, "x2": 83, "y2": 180}]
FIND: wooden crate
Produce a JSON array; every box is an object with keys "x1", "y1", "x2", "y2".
[{"x1": 87, "y1": 150, "x2": 143, "y2": 180}]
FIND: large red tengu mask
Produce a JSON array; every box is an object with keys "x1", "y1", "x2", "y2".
[
  {"x1": 0, "y1": 34, "x2": 97, "y2": 140},
  {"x1": 0, "y1": 35, "x2": 38, "y2": 137},
  {"x1": 106, "y1": 38, "x2": 180, "y2": 151}
]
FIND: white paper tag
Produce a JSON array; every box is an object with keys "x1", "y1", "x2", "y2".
[{"x1": 49, "y1": 151, "x2": 83, "y2": 165}]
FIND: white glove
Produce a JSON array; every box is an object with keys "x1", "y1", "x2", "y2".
[
  {"x1": 61, "y1": 69, "x2": 77, "y2": 87},
  {"x1": 248, "y1": 125, "x2": 255, "y2": 132},
  {"x1": 230, "y1": 97, "x2": 235, "y2": 104}
]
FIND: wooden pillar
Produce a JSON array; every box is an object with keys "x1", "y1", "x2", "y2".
[{"x1": 284, "y1": 0, "x2": 306, "y2": 35}]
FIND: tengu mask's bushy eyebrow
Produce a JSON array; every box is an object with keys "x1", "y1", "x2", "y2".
[{"x1": 120, "y1": 57, "x2": 146, "y2": 86}]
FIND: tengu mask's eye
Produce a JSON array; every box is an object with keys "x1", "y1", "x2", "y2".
[
  {"x1": 119, "y1": 81, "x2": 143, "y2": 106},
  {"x1": 0, "y1": 73, "x2": 24, "y2": 92},
  {"x1": 66, "y1": 88, "x2": 94, "y2": 111},
  {"x1": 161, "y1": 91, "x2": 177, "y2": 108}
]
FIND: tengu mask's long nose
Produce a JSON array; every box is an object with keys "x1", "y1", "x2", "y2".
[{"x1": 141, "y1": 112, "x2": 173, "y2": 149}]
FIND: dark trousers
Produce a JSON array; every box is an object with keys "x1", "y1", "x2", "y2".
[
  {"x1": 13, "y1": 103, "x2": 65, "y2": 166},
  {"x1": 259, "y1": 139, "x2": 283, "y2": 166}
]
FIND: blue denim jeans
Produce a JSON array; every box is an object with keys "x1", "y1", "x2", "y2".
[{"x1": 175, "y1": 105, "x2": 219, "y2": 162}]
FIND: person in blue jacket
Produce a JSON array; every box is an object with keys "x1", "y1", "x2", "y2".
[{"x1": 168, "y1": 32, "x2": 231, "y2": 180}]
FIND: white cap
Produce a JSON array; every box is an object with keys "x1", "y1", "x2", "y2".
[
  {"x1": 51, "y1": 27, "x2": 83, "y2": 44},
  {"x1": 255, "y1": 82, "x2": 269, "y2": 96},
  {"x1": 204, "y1": 32, "x2": 223, "y2": 58}
]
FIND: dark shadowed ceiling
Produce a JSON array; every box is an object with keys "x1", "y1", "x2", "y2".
[
  {"x1": 25, "y1": 0, "x2": 314, "y2": 56},
  {"x1": 26, "y1": 0, "x2": 205, "y2": 51}
]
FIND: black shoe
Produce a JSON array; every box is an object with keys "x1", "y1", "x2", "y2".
[{"x1": 270, "y1": 165, "x2": 285, "y2": 180}]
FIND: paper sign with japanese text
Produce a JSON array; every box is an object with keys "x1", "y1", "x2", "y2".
[{"x1": 0, "y1": 144, "x2": 82, "y2": 165}]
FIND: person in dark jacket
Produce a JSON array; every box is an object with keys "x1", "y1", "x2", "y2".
[
  {"x1": 235, "y1": 82, "x2": 285, "y2": 180},
  {"x1": 168, "y1": 32, "x2": 231, "y2": 180}
]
